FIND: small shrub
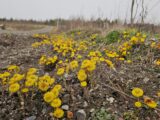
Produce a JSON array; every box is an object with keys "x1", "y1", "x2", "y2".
[
  {"x1": 105, "y1": 30, "x2": 121, "y2": 44},
  {"x1": 91, "y1": 108, "x2": 115, "y2": 120}
]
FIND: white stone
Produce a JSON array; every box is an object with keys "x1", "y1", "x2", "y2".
[
  {"x1": 61, "y1": 105, "x2": 69, "y2": 110},
  {"x1": 107, "y1": 97, "x2": 115, "y2": 104}
]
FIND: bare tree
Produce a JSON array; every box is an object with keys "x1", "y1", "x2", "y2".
[
  {"x1": 141, "y1": 0, "x2": 145, "y2": 23},
  {"x1": 131, "y1": 0, "x2": 135, "y2": 25},
  {"x1": 133, "y1": 0, "x2": 140, "y2": 22}
]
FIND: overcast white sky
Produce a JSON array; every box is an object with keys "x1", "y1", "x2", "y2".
[{"x1": 0, "y1": 0, "x2": 160, "y2": 23}]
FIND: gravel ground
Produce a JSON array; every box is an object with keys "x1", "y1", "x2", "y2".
[{"x1": 0, "y1": 32, "x2": 160, "y2": 120}]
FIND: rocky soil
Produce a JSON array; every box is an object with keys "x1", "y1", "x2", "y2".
[{"x1": 0, "y1": 33, "x2": 160, "y2": 120}]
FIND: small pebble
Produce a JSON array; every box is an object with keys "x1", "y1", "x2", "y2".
[
  {"x1": 107, "y1": 97, "x2": 115, "y2": 104},
  {"x1": 143, "y1": 77, "x2": 149, "y2": 83},
  {"x1": 25, "y1": 116, "x2": 36, "y2": 120},
  {"x1": 83, "y1": 101, "x2": 88, "y2": 107},
  {"x1": 90, "y1": 108, "x2": 95, "y2": 113},
  {"x1": 76, "y1": 109, "x2": 86, "y2": 120},
  {"x1": 61, "y1": 105, "x2": 69, "y2": 110}
]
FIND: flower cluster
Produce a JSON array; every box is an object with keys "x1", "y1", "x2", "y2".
[
  {"x1": 31, "y1": 31, "x2": 150, "y2": 90},
  {"x1": 43, "y1": 84, "x2": 64, "y2": 118},
  {"x1": 119, "y1": 32, "x2": 146, "y2": 58},
  {"x1": 132, "y1": 88, "x2": 158, "y2": 108},
  {"x1": 0, "y1": 65, "x2": 58, "y2": 93},
  {"x1": 39, "y1": 55, "x2": 58, "y2": 65},
  {"x1": 0, "y1": 65, "x2": 64, "y2": 118},
  {"x1": 1, "y1": 30, "x2": 158, "y2": 119},
  {"x1": 32, "y1": 34, "x2": 119, "y2": 88}
]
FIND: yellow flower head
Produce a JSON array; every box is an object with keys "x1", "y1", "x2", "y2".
[
  {"x1": 77, "y1": 69, "x2": 87, "y2": 82},
  {"x1": 21, "y1": 88, "x2": 29, "y2": 93},
  {"x1": 57, "y1": 68, "x2": 65, "y2": 76},
  {"x1": 81, "y1": 59, "x2": 96, "y2": 72},
  {"x1": 9, "y1": 74, "x2": 24, "y2": 84},
  {"x1": 9, "y1": 83, "x2": 20, "y2": 93},
  {"x1": 134, "y1": 101, "x2": 142, "y2": 108},
  {"x1": 51, "y1": 98, "x2": 62, "y2": 108},
  {"x1": 50, "y1": 89, "x2": 59, "y2": 98},
  {"x1": 155, "y1": 59, "x2": 160, "y2": 66},
  {"x1": 151, "y1": 42, "x2": 156, "y2": 48},
  {"x1": 53, "y1": 108, "x2": 64, "y2": 118},
  {"x1": 53, "y1": 84, "x2": 62, "y2": 91},
  {"x1": 81, "y1": 60, "x2": 90, "y2": 69},
  {"x1": 39, "y1": 75, "x2": 55, "y2": 85},
  {"x1": 25, "y1": 75, "x2": 38, "y2": 87},
  {"x1": 106, "y1": 51, "x2": 119, "y2": 58},
  {"x1": 39, "y1": 55, "x2": 47, "y2": 65},
  {"x1": 43, "y1": 92, "x2": 55, "y2": 103},
  {"x1": 119, "y1": 57, "x2": 125, "y2": 61},
  {"x1": 77, "y1": 54, "x2": 82, "y2": 59},
  {"x1": 105, "y1": 59, "x2": 114, "y2": 68},
  {"x1": 46, "y1": 56, "x2": 58, "y2": 65},
  {"x1": 71, "y1": 52, "x2": 75, "y2": 58},
  {"x1": 27, "y1": 68, "x2": 37, "y2": 75},
  {"x1": 91, "y1": 57, "x2": 99, "y2": 63},
  {"x1": 38, "y1": 81, "x2": 49, "y2": 91},
  {"x1": 132, "y1": 88, "x2": 144, "y2": 97},
  {"x1": 8, "y1": 65, "x2": 20, "y2": 72},
  {"x1": 126, "y1": 60, "x2": 132, "y2": 64},
  {"x1": 32, "y1": 42, "x2": 42, "y2": 48},
  {"x1": 140, "y1": 38, "x2": 145, "y2": 43},
  {"x1": 87, "y1": 62, "x2": 96, "y2": 72},
  {"x1": 136, "y1": 32, "x2": 141, "y2": 37},
  {"x1": 80, "y1": 81, "x2": 87, "y2": 87},
  {"x1": 131, "y1": 36, "x2": 138, "y2": 44},
  {"x1": 0, "y1": 72, "x2": 11, "y2": 78},
  {"x1": 144, "y1": 97, "x2": 157, "y2": 108},
  {"x1": 1, "y1": 78, "x2": 7, "y2": 85},
  {"x1": 122, "y1": 51, "x2": 127, "y2": 56},
  {"x1": 89, "y1": 51, "x2": 96, "y2": 57},
  {"x1": 69, "y1": 60, "x2": 78, "y2": 70},
  {"x1": 100, "y1": 57, "x2": 105, "y2": 62}
]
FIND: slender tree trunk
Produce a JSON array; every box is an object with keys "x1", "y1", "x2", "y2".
[
  {"x1": 131, "y1": 0, "x2": 135, "y2": 26},
  {"x1": 141, "y1": 0, "x2": 145, "y2": 24}
]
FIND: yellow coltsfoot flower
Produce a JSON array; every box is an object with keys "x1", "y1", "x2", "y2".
[
  {"x1": 50, "y1": 89, "x2": 59, "y2": 98},
  {"x1": 155, "y1": 59, "x2": 160, "y2": 66},
  {"x1": 50, "y1": 98, "x2": 62, "y2": 108},
  {"x1": 132, "y1": 88, "x2": 144, "y2": 97},
  {"x1": 43, "y1": 92, "x2": 55, "y2": 103},
  {"x1": 8, "y1": 65, "x2": 20, "y2": 72},
  {"x1": 53, "y1": 84, "x2": 62, "y2": 91},
  {"x1": 57, "y1": 68, "x2": 65, "y2": 76},
  {"x1": 38, "y1": 81, "x2": 49, "y2": 91},
  {"x1": 69, "y1": 60, "x2": 78, "y2": 70},
  {"x1": 77, "y1": 69, "x2": 87, "y2": 82},
  {"x1": 27, "y1": 68, "x2": 37, "y2": 75},
  {"x1": 21, "y1": 88, "x2": 29, "y2": 93},
  {"x1": 80, "y1": 81, "x2": 87, "y2": 87},
  {"x1": 144, "y1": 96, "x2": 157, "y2": 108},
  {"x1": 134, "y1": 101, "x2": 142, "y2": 108},
  {"x1": 9, "y1": 83, "x2": 20, "y2": 93},
  {"x1": 9, "y1": 73, "x2": 24, "y2": 84},
  {"x1": 105, "y1": 59, "x2": 114, "y2": 68},
  {"x1": 25, "y1": 75, "x2": 38, "y2": 87},
  {"x1": 53, "y1": 108, "x2": 64, "y2": 118}
]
